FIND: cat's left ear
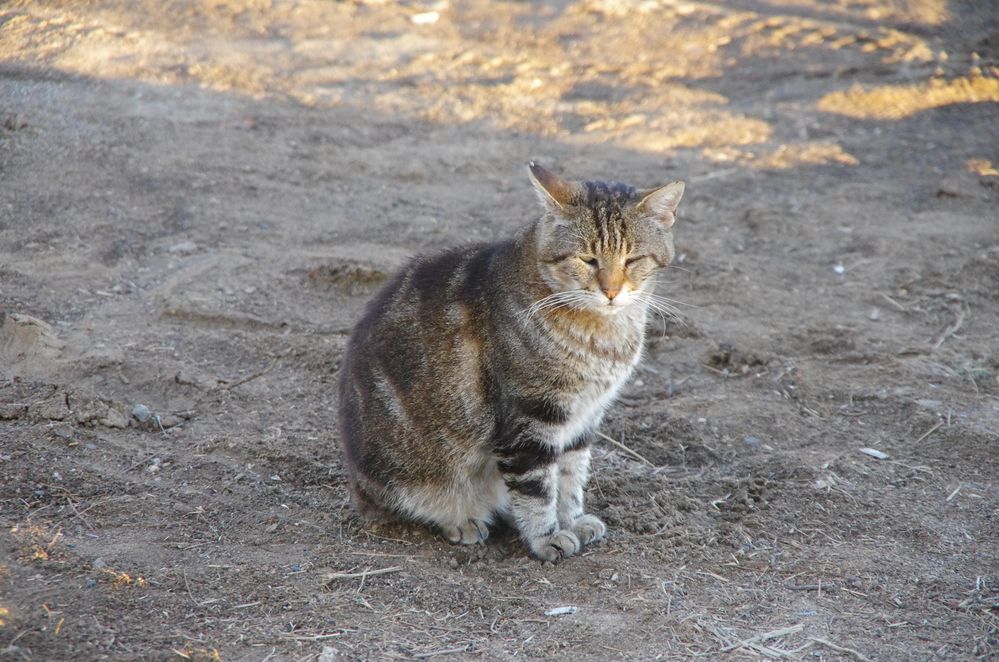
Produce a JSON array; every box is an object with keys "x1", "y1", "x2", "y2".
[{"x1": 637, "y1": 181, "x2": 685, "y2": 228}]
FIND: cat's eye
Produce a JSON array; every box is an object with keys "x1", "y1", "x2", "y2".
[
  {"x1": 579, "y1": 256, "x2": 599, "y2": 267},
  {"x1": 625, "y1": 255, "x2": 649, "y2": 267}
]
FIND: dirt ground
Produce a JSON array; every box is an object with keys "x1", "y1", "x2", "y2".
[{"x1": 1, "y1": 0, "x2": 998, "y2": 660}]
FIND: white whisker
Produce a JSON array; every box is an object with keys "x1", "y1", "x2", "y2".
[{"x1": 521, "y1": 289, "x2": 594, "y2": 323}]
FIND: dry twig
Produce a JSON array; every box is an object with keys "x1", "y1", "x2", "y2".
[
  {"x1": 914, "y1": 420, "x2": 943, "y2": 444},
  {"x1": 720, "y1": 623, "x2": 804, "y2": 653},
  {"x1": 931, "y1": 305, "x2": 966, "y2": 350},
  {"x1": 594, "y1": 431, "x2": 655, "y2": 467},
  {"x1": 325, "y1": 566, "x2": 403, "y2": 582}
]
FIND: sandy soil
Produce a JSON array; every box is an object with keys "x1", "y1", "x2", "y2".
[{"x1": 1, "y1": 1, "x2": 998, "y2": 659}]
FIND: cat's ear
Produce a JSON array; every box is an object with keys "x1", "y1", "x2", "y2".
[
  {"x1": 528, "y1": 162, "x2": 580, "y2": 210},
  {"x1": 637, "y1": 181, "x2": 685, "y2": 228}
]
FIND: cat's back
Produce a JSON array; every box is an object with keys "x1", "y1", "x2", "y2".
[{"x1": 346, "y1": 240, "x2": 509, "y2": 351}]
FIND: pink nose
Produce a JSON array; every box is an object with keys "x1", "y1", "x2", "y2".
[{"x1": 603, "y1": 287, "x2": 620, "y2": 300}]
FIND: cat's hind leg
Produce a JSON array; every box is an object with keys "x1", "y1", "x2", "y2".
[
  {"x1": 440, "y1": 518, "x2": 490, "y2": 545},
  {"x1": 391, "y1": 483, "x2": 493, "y2": 545}
]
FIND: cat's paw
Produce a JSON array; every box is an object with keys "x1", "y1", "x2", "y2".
[
  {"x1": 530, "y1": 529, "x2": 581, "y2": 562},
  {"x1": 442, "y1": 518, "x2": 490, "y2": 545},
  {"x1": 572, "y1": 514, "x2": 606, "y2": 546}
]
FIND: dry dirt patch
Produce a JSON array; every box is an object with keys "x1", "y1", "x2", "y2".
[{"x1": 2, "y1": 1, "x2": 998, "y2": 660}]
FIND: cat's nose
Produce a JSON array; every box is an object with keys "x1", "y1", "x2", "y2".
[{"x1": 602, "y1": 286, "x2": 620, "y2": 301}]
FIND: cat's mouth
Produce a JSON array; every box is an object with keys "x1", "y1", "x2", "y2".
[{"x1": 591, "y1": 298, "x2": 628, "y2": 315}]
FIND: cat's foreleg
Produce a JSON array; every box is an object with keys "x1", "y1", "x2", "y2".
[
  {"x1": 557, "y1": 438, "x2": 606, "y2": 546},
  {"x1": 497, "y1": 432, "x2": 580, "y2": 562}
]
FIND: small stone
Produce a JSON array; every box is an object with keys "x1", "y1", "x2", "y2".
[
  {"x1": 92, "y1": 558, "x2": 106, "y2": 569},
  {"x1": 868, "y1": 307, "x2": 881, "y2": 321},
  {"x1": 131, "y1": 404, "x2": 152, "y2": 422},
  {"x1": 544, "y1": 606, "x2": 578, "y2": 616},
  {"x1": 101, "y1": 407, "x2": 129, "y2": 429},
  {"x1": 833, "y1": 264, "x2": 846, "y2": 275},
  {"x1": 0, "y1": 403, "x2": 28, "y2": 420},
  {"x1": 158, "y1": 414, "x2": 183, "y2": 429},
  {"x1": 318, "y1": 646, "x2": 343, "y2": 662},
  {"x1": 448, "y1": 558, "x2": 459, "y2": 569},
  {"x1": 743, "y1": 435, "x2": 763, "y2": 449},
  {"x1": 168, "y1": 241, "x2": 198, "y2": 255}
]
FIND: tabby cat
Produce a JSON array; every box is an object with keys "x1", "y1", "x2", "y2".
[{"x1": 337, "y1": 163, "x2": 684, "y2": 561}]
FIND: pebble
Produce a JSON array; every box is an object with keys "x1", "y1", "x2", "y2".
[
  {"x1": 131, "y1": 404, "x2": 152, "y2": 422},
  {"x1": 101, "y1": 407, "x2": 129, "y2": 429},
  {"x1": 92, "y1": 558, "x2": 106, "y2": 569},
  {"x1": 544, "y1": 606, "x2": 578, "y2": 616},
  {"x1": 743, "y1": 435, "x2": 763, "y2": 449},
  {"x1": 168, "y1": 240, "x2": 198, "y2": 255}
]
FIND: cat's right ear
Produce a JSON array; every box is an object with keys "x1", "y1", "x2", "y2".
[{"x1": 528, "y1": 162, "x2": 580, "y2": 211}]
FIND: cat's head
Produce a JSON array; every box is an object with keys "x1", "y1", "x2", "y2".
[{"x1": 528, "y1": 162, "x2": 684, "y2": 316}]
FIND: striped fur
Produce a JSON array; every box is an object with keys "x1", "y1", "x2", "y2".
[{"x1": 336, "y1": 164, "x2": 684, "y2": 561}]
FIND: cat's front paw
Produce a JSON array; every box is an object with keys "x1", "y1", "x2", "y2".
[
  {"x1": 529, "y1": 529, "x2": 580, "y2": 562},
  {"x1": 572, "y1": 514, "x2": 606, "y2": 546},
  {"x1": 442, "y1": 518, "x2": 490, "y2": 545}
]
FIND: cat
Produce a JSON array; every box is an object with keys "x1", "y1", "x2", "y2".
[{"x1": 336, "y1": 163, "x2": 684, "y2": 561}]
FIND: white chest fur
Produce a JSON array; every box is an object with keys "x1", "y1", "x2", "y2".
[{"x1": 549, "y1": 347, "x2": 641, "y2": 450}]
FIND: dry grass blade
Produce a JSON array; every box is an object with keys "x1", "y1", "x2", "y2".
[
  {"x1": 412, "y1": 646, "x2": 470, "y2": 659},
  {"x1": 720, "y1": 623, "x2": 804, "y2": 653},
  {"x1": 324, "y1": 566, "x2": 403, "y2": 582},
  {"x1": 594, "y1": 431, "x2": 655, "y2": 467},
  {"x1": 931, "y1": 305, "x2": 966, "y2": 350},
  {"x1": 914, "y1": 420, "x2": 943, "y2": 444}
]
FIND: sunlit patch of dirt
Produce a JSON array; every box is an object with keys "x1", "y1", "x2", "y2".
[
  {"x1": 703, "y1": 141, "x2": 858, "y2": 169},
  {"x1": 967, "y1": 158, "x2": 999, "y2": 177},
  {"x1": 817, "y1": 74, "x2": 999, "y2": 120}
]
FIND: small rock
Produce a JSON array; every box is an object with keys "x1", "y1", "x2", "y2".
[
  {"x1": 544, "y1": 606, "x2": 578, "y2": 616},
  {"x1": 411, "y1": 10, "x2": 440, "y2": 24},
  {"x1": 84, "y1": 442, "x2": 97, "y2": 450},
  {"x1": 158, "y1": 414, "x2": 184, "y2": 429},
  {"x1": 743, "y1": 435, "x2": 763, "y2": 449},
  {"x1": 318, "y1": 646, "x2": 343, "y2": 662},
  {"x1": 0, "y1": 403, "x2": 28, "y2": 420},
  {"x1": 100, "y1": 407, "x2": 129, "y2": 429},
  {"x1": 832, "y1": 263, "x2": 846, "y2": 275},
  {"x1": 168, "y1": 241, "x2": 198, "y2": 255},
  {"x1": 868, "y1": 306, "x2": 881, "y2": 321},
  {"x1": 858, "y1": 447, "x2": 889, "y2": 460},
  {"x1": 92, "y1": 558, "x2": 106, "y2": 569},
  {"x1": 448, "y1": 558, "x2": 459, "y2": 569},
  {"x1": 131, "y1": 404, "x2": 152, "y2": 423}
]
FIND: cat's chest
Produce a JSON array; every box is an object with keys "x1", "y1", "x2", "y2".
[{"x1": 550, "y1": 347, "x2": 640, "y2": 449}]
